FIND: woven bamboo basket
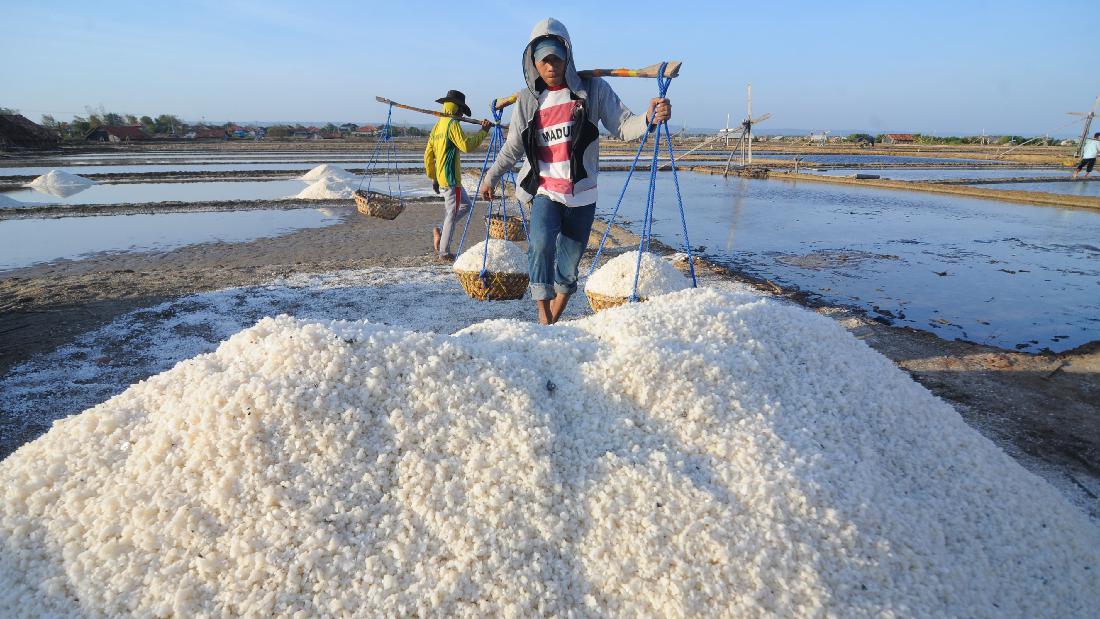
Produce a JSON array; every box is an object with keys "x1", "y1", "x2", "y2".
[
  {"x1": 354, "y1": 190, "x2": 405, "y2": 220},
  {"x1": 586, "y1": 291, "x2": 646, "y2": 312},
  {"x1": 455, "y1": 270, "x2": 529, "y2": 301},
  {"x1": 487, "y1": 214, "x2": 526, "y2": 241}
]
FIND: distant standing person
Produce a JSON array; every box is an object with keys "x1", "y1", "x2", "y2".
[
  {"x1": 481, "y1": 18, "x2": 671, "y2": 324},
  {"x1": 1073, "y1": 132, "x2": 1099, "y2": 179},
  {"x1": 424, "y1": 90, "x2": 491, "y2": 261}
]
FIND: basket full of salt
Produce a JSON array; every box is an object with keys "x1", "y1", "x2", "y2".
[
  {"x1": 354, "y1": 190, "x2": 405, "y2": 220},
  {"x1": 453, "y1": 240, "x2": 528, "y2": 301},
  {"x1": 585, "y1": 250, "x2": 690, "y2": 312}
]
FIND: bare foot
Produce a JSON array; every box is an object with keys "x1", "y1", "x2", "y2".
[
  {"x1": 438, "y1": 253, "x2": 455, "y2": 263},
  {"x1": 433, "y1": 227, "x2": 441, "y2": 253},
  {"x1": 549, "y1": 293, "x2": 570, "y2": 323},
  {"x1": 535, "y1": 300, "x2": 552, "y2": 325}
]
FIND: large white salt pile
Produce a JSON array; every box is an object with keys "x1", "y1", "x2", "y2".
[
  {"x1": 586, "y1": 250, "x2": 690, "y2": 298},
  {"x1": 453, "y1": 239, "x2": 526, "y2": 273},
  {"x1": 293, "y1": 177, "x2": 356, "y2": 200},
  {"x1": 26, "y1": 170, "x2": 96, "y2": 198},
  {"x1": 2, "y1": 288, "x2": 1098, "y2": 617},
  {"x1": 299, "y1": 164, "x2": 355, "y2": 182}
]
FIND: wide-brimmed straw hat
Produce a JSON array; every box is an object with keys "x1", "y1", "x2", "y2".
[{"x1": 435, "y1": 90, "x2": 472, "y2": 117}]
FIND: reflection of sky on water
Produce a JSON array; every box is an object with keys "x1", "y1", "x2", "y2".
[
  {"x1": 0, "y1": 162, "x2": 421, "y2": 177},
  {"x1": 975, "y1": 181, "x2": 1100, "y2": 198},
  {"x1": 3, "y1": 181, "x2": 312, "y2": 205},
  {"x1": 0, "y1": 207, "x2": 351, "y2": 271},
  {"x1": 597, "y1": 171, "x2": 1100, "y2": 352},
  {"x1": 1, "y1": 159, "x2": 736, "y2": 177},
  {"x1": 27, "y1": 183, "x2": 92, "y2": 198},
  {"x1": 810, "y1": 167, "x2": 1069, "y2": 181},
  {"x1": 748, "y1": 152, "x2": 1004, "y2": 165},
  {"x1": 1, "y1": 176, "x2": 438, "y2": 208}
]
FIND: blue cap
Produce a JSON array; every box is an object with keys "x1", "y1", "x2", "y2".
[{"x1": 533, "y1": 38, "x2": 567, "y2": 63}]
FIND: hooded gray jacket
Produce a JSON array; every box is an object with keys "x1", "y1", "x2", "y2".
[{"x1": 484, "y1": 18, "x2": 650, "y2": 206}]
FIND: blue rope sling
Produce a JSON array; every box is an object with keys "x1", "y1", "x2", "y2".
[
  {"x1": 586, "y1": 62, "x2": 697, "y2": 301},
  {"x1": 355, "y1": 104, "x2": 405, "y2": 206},
  {"x1": 456, "y1": 100, "x2": 529, "y2": 288}
]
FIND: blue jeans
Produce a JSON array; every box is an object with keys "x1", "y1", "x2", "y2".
[{"x1": 527, "y1": 195, "x2": 596, "y2": 301}]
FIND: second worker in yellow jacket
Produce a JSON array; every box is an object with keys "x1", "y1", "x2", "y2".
[{"x1": 424, "y1": 89, "x2": 490, "y2": 260}]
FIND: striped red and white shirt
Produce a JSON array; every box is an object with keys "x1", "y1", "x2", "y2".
[{"x1": 535, "y1": 86, "x2": 595, "y2": 206}]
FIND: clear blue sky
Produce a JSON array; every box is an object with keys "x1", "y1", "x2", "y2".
[{"x1": 1, "y1": 0, "x2": 1093, "y2": 136}]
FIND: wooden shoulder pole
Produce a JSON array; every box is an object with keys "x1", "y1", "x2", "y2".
[
  {"x1": 493, "y1": 61, "x2": 682, "y2": 110},
  {"x1": 375, "y1": 96, "x2": 504, "y2": 127}
]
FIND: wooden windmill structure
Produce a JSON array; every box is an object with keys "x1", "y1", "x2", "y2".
[
  {"x1": 722, "y1": 84, "x2": 772, "y2": 175},
  {"x1": 1068, "y1": 94, "x2": 1100, "y2": 158},
  {"x1": 998, "y1": 94, "x2": 1100, "y2": 160}
]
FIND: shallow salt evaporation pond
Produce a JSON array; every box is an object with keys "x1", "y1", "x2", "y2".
[
  {"x1": 973, "y1": 180, "x2": 1100, "y2": 197},
  {"x1": 0, "y1": 175, "x2": 436, "y2": 207},
  {"x1": 0, "y1": 162, "x2": 421, "y2": 177},
  {"x1": 0, "y1": 208, "x2": 350, "y2": 271},
  {"x1": 809, "y1": 167, "x2": 1069, "y2": 181},
  {"x1": 0, "y1": 159, "x2": 727, "y2": 178},
  {"x1": 1, "y1": 180, "x2": 310, "y2": 205},
  {"x1": 598, "y1": 170, "x2": 1100, "y2": 352},
  {"x1": 745, "y1": 152, "x2": 1004, "y2": 165}
]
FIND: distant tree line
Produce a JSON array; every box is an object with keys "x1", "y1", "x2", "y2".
[
  {"x1": 263, "y1": 123, "x2": 428, "y2": 138},
  {"x1": 842, "y1": 133, "x2": 1067, "y2": 146},
  {"x1": 14, "y1": 106, "x2": 187, "y2": 140}
]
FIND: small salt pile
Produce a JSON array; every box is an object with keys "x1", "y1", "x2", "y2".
[
  {"x1": 299, "y1": 164, "x2": 355, "y2": 182},
  {"x1": 586, "y1": 250, "x2": 690, "y2": 299},
  {"x1": 1, "y1": 289, "x2": 1098, "y2": 616},
  {"x1": 453, "y1": 239, "x2": 526, "y2": 273},
  {"x1": 293, "y1": 177, "x2": 356, "y2": 200},
  {"x1": 0, "y1": 193, "x2": 22, "y2": 207},
  {"x1": 27, "y1": 170, "x2": 96, "y2": 189},
  {"x1": 26, "y1": 170, "x2": 96, "y2": 198}
]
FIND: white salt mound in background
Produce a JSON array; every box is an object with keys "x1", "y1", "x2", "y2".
[
  {"x1": 453, "y1": 239, "x2": 526, "y2": 273},
  {"x1": 26, "y1": 170, "x2": 97, "y2": 198},
  {"x1": 2, "y1": 288, "x2": 1098, "y2": 617},
  {"x1": 27, "y1": 170, "x2": 96, "y2": 189},
  {"x1": 586, "y1": 250, "x2": 690, "y2": 298},
  {"x1": 293, "y1": 177, "x2": 356, "y2": 200},
  {"x1": 300, "y1": 164, "x2": 356, "y2": 182}
]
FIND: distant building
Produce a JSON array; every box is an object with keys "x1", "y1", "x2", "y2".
[
  {"x1": 0, "y1": 114, "x2": 60, "y2": 149},
  {"x1": 809, "y1": 132, "x2": 829, "y2": 144},
  {"x1": 881, "y1": 133, "x2": 916, "y2": 145},
  {"x1": 186, "y1": 127, "x2": 227, "y2": 140},
  {"x1": 352, "y1": 124, "x2": 379, "y2": 137},
  {"x1": 85, "y1": 125, "x2": 150, "y2": 142}
]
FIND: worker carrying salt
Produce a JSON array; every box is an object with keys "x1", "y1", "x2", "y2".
[
  {"x1": 425, "y1": 90, "x2": 492, "y2": 261},
  {"x1": 1072, "y1": 132, "x2": 1099, "y2": 180},
  {"x1": 481, "y1": 18, "x2": 671, "y2": 325}
]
